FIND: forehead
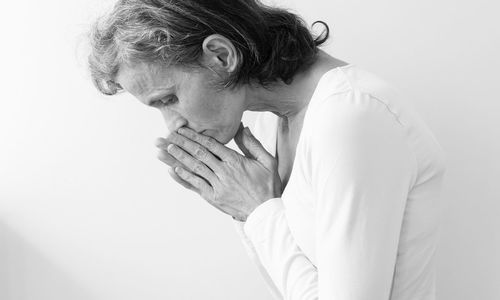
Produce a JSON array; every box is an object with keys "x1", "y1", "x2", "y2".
[{"x1": 115, "y1": 62, "x2": 176, "y2": 100}]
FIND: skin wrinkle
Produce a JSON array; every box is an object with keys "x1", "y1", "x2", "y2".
[
  {"x1": 116, "y1": 47, "x2": 346, "y2": 144},
  {"x1": 91, "y1": 1, "x2": 344, "y2": 222},
  {"x1": 116, "y1": 41, "x2": 347, "y2": 204}
]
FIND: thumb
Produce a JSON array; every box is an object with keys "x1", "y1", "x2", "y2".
[
  {"x1": 234, "y1": 123, "x2": 255, "y2": 159},
  {"x1": 239, "y1": 126, "x2": 275, "y2": 167}
]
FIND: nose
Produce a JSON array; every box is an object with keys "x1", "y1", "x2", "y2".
[{"x1": 160, "y1": 107, "x2": 187, "y2": 135}]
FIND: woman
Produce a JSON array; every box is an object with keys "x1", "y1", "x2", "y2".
[{"x1": 88, "y1": 0, "x2": 447, "y2": 299}]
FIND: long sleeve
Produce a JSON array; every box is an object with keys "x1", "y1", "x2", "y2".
[
  {"x1": 232, "y1": 219, "x2": 284, "y2": 300},
  {"x1": 240, "y1": 91, "x2": 418, "y2": 299}
]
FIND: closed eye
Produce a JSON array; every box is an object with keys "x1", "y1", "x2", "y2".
[{"x1": 152, "y1": 95, "x2": 178, "y2": 107}]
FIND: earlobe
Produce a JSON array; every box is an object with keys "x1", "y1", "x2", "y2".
[{"x1": 201, "y1": 34, "x2": 238, "y2": 73}]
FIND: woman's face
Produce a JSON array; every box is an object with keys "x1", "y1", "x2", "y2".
[{"x1": 116, "y1": 61, "x2": 247, "y2": 144}]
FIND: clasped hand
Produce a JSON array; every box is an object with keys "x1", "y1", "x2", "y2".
[{"x1": 155, "y1": 123, "x2": 282, "y2": 222}]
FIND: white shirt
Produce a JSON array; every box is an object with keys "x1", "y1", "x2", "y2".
[{"x1": 232, "y1": 65, "x2": 447, "y2": 300}]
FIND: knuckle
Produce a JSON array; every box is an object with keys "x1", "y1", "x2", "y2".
[
  {"x1": 205, "y1": 137, "x2": 216, "y2": 149},
  {"x1": 194, "y1": 147, "x2": 207, "y2": 159},
  {"x1": 193, "y1": 162, "x2": 205, "y2": 174},
  {"x1": 175, "y1": 152, "x2": 185, "y2": 161},
  {"x1": 189, "y1": 131, "x2": 200, "y2": 142}
]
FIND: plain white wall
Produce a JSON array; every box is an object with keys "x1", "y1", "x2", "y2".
[{"x1": 0, "y1": 0, "x2": 498, "y2": 299}]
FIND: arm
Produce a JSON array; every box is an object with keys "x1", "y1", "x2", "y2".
[
  {"x1": 232, "y1": 219, "x2": 284, "y2": 300},
  {"x1": 241, "y1": 91, "x2": 418, "y2": 299}
]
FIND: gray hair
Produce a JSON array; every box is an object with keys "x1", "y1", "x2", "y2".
[{"x1": 88, "y1": 0, "x2": 329, "y2": 95}]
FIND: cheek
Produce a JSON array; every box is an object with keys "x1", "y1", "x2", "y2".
[
  {"x1": 178, "y1": 70, "x2": 238, "y2": 124},
  {"x1": 181, "y1": 92, "x2": 223, "y2": 123}
]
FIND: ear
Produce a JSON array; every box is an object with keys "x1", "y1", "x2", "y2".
[{"x1": 201, "y1": 34, "x2": 239, "y2": 74}]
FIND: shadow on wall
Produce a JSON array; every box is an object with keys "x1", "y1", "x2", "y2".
[{"x1": 0, "y1": 219, "x2": 93, "y2": 300}]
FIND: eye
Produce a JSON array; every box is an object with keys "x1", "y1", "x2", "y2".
[{"x1": 153, "y1": 95, "x2": 178, "y2": 107}]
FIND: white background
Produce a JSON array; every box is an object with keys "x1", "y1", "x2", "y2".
[{"x1": 1, "y1": 0, "x2": 499, "y2": 299}]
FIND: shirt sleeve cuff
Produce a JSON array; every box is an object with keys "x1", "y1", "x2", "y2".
[{"x1": 243, "y1": 197, "x2": 284, "y2": 241}]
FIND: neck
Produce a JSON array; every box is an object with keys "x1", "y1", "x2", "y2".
[{"x1": 244, "y1": 50, "x2": 347, "y2": 120}]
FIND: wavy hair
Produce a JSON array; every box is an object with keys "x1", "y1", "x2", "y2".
[{"x1": 88, "y1": 0, "x2": 330, "y2": 95}]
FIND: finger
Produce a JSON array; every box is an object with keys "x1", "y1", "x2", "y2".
[
  {"x1": 172, "y1": 165, "x2": 226, "y2": 217},
  {"x1": 174, "y1": 166, "x2": 212, "y2": 197},
  {"x1": 168, "y1": 166, "x2": 197, "y2": 191},
  {"x1": 233, "y1": 123, "x2": 255, "y2": 159},
  {"x1": 157, "y1": 147, "x2": 180, "y2": 167},
  {"x1": 156, "y1": 137, "x2": 212, "y2": 184},
  {"x1": 240, "y1": 127, "x2": 276, "y2": 167},
  {"x1": 167, "y1": 144, "x2": 217, "y2": 185},
  {"x1": 157, "y1": 147, "x2": 196, "y2": 177},
  {"x1": 160, "y1": 132, "x2": 222, "y2": 174},
  {"x1": 177, "y1": 127, "x2": 238, "y2": 163},
  {"x1": 156, "y1": 137, "x2": 179, "y2": 167}
]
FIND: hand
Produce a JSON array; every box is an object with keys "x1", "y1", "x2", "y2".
[{"x1": 155, "y1": 123, "x2": 282, "y2": 221}]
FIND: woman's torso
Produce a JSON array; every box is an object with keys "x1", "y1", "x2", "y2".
[{"x1": 251, "y1": 64, "x2": 446, "y2": 299}]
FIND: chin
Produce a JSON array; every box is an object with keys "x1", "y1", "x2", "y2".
[
  {"x1": 201, "y1": 130, "x2": 225, "y2": 145},
  {"x1": 218, "y1": 134, "x2": 233, "y2": 145}
]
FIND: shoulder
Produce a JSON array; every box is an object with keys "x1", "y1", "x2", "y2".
[
  {"x1": 303, "y1": 86, "x2": 417, "y2": 187},
  {"x1": 305, "y1": 65, "x2": 446, "y2": 185},
  {"x1": 304, "y1": 65, "x2": 414, "y2": 151},
  {"x1": 306, "y1": 89, "x2": 408, "y2": 155}
]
